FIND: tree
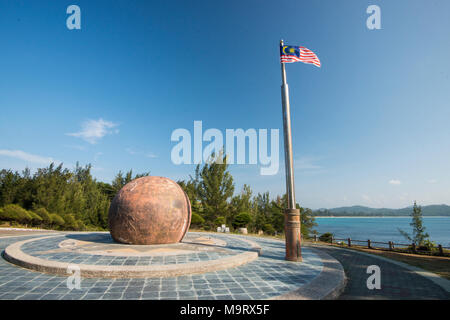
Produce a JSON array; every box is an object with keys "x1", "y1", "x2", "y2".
[
  {"x1": 0, "y1": 159, "x2": 322, "y2": 235},
  {"x1": 28, "y1": 211, "x2": 43, "y2": 226},
  {"x1": 0, "y1": 207, "x2": 7, "y2": 221},
  {"x1": 197, "y1": 152, "x2": 234, "y2": 226},
  {"x1": 178, "y1": 164, "x2": 203, "y2": 217},
  {"x1": 229, "y1": 184, "x2": 253, "y2": 225},
  {"x1": 190, "y1": 212, "x2": 205, "y2": 228},
  {"x1": 1, "y1": 204, "x2": 33, "y2": 226},
  {"x1": 97, "y1": 182, "x2": 116, "y2": 202},
  {"x1": 0, "y1": 169, "x2": 27, "y2": 207},
  {"x1": 319, "y1": 232, "x2": 333, "y2": 243},
  {"x1": 214, "y1": 216, "x2": 226, "y2": 226},
  {"x1": 32, "y1": 163, "x2": 73, "y2": 214},
  {"x1": 34, "y1": 208, "x2": 52, "y2": 227},
  {"x1": 112, "y1": 169, "x2": 150, "y2": 195},
  {"x1": 277, "y1": 194, "x2": 317, "y2": 237},
  {"x1": 398, "y1": 201, "x2": 430, "y2": 246},
  {"x1": 0, "y1": 163, "x2": 149, "y2": 230},
  {"x1": 64, "y1": 214, "x2": 78, "y2": 230},
  {"x1": 75, "y1": 219, "x2": 86, "y2": 231},
  {"x1": 232, "y1": 212, "x2": 252, "y2": 228},
  {"x1": 263, "y1": 223, "x2": 276, "y2": 235},
  {"x1": 250, "y1": 192, "x2": 270, "y2": 232},
  {"x1": 50, "y1": 213, "x2": 65, "y2": 229},
  {"x1": 269, "y1": 196, "x2": 285, "y2": 232},
  {"x1": 299, "y1": 207, "x2": 317, "y2": 238}
]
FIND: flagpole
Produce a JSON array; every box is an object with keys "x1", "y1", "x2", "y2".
[{"x1": 280, "y1": 39, "x2": 302, "y2": 262}]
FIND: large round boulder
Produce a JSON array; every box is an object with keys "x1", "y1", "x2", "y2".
[{"x1": 108, "y1": 176, "x2": 191, "y2": 245}]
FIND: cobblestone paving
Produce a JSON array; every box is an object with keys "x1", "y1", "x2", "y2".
[
  {"x1": 20, "y1": 233, "x2": 252, "y2": 266},
  {"x1": 0, "y1": 233, "x2": 322, "y2": 300},
  {"x1": 311, "y1": 245, "x2": 450, "y2": 300}
]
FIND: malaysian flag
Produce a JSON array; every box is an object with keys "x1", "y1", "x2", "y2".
[{"x1": 280, "y1": 45, "x2": 321, "y2": 67}]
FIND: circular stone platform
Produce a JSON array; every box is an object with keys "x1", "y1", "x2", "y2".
[
  {"x1": 3, "y1": 232, "x2": 261, "y2": 278},
  {"x1": 0, "y1": 232, "x2": 346, "y2": 300}
]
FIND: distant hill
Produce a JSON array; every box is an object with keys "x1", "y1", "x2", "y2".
[{"x1": 313, "y1": 204, "x2": 450, "y2": 217}]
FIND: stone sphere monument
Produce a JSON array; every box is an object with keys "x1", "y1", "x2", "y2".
[{"x1": 108, "y1": 176, "x2": 191, "y2": 245}]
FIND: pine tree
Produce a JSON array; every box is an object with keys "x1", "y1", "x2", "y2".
[
  {"x1": 299, "y1": 207, "x2": 317, "y2": 238},
  {"x1": 398, "y1": 201, "x2": 429, "y2": 246},
  {"x1": 197, "y1": 152, "x2": 234, "y2": 226},
  {"x1": 178, "y1": 164, "x2": 203, "y2": 217},
  {"x1": 229, "y1": 184, "x2": 253, "y2": 225},
  {"x1": 250, "y1": 192, "x2": 270, "y2": 232},
  {"x1": 112, "y1": 170, "x2": 150, "y2": 195}
]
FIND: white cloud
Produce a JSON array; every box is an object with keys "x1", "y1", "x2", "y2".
[
  {"x1": 294, "y1": 156, "x2": 322, "y2": 171},
  {"x1": 389, "y1": 179, "x2": 401, "y2": 185},
  {"x1": 428, "y1": 179, "x2": 437, "y2": 184},
  {"x1": 67, "y1": 118, "x2": 119, "y2": 144},
  {"x1": 146, "y1": 153, "x2": 158, "y2": 159},
  {"x1": 0, "y1": 149, "x2": 60, "y2": 165},
  {"x1": 126, "y1": 148, "x2": 158, "y2": 159},
  {"x1": 362, "y1": 194, "x2": 371, "y2": 201}
]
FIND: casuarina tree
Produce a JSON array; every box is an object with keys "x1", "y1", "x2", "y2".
[
  {"x1": 197, "y1": 151, "x2": 234, "y2": 226},
  {"x1": 398, "y1": 201, "x2": 429, "y2": 246}
]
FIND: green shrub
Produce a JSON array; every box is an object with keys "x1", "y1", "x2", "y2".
[
  {"x1": 50, "y1": 214, "x2": 65, "y2": 228},
  {"x1": 1, "y1": 205, "x2": 20, "y2": 221},
  {"x1": 1, "y1": 204, "x2": 33, "y2": 225},
  {"x1": 319, "y1": 232, "x2": 334, "y2": 243},
  {"x1": 64, "y1": 214, "x2": 77, "y2": 230},
  {"x1": 20, "y1": 212, "x2": 33, "y2": 225},
  {"x1": 0, "y1": 208, "x2": 13, "y2": 221},
  {"x1": 233, "y1": 212, "x2": 252, "y2": 228},
  {"x1": 417, "y1": 239, "x2": 437, "y2": 252},
  {"x1": 263, "y1": 223, "x2": 276, "y2": 235},
  {"x1": 34, "y1": 208, "x2": 52, "y2": 225},
  {"x1": 0, "y1": 207, "x2": 11, "y2": 224},
  {"x1": 28, "y1": 211, "x2": 43, "y2": 225},
  {"x1": 75, "y1": 220, "x2": 85, "y2": 231},
  {"x1": 190, "y1": 212, "x2": 205, "y2": 226},
  {"x1": 82, "y1": 224, "x2": 98, "y2": 231},
  {"x1": 0, "y1": 207, "x2": 7, "y2": 221},
  {"x1": 214, "y1": 216, "x2": 226, "y2": 226}
]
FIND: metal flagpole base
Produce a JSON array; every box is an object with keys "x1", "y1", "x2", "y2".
[{"x1": 284, "y1": 208, "x2": 302, "y2": 262}]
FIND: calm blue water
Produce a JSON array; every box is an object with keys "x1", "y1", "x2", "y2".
[{"x1": 314, "y1": 217, "x2": 450, "y2": 247}]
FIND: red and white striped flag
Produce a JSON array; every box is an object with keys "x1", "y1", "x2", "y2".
[{"x1": 280, "y1": 45, "x2": 321, "y2": 68}]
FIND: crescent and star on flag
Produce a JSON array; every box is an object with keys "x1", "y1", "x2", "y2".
[{"x1": 280, "y1": 43, "x2": 321, "y2": 67}]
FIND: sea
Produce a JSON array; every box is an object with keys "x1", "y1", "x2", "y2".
[{"x1": 313, "y1": 217, "x2": 450, "y2": 247}]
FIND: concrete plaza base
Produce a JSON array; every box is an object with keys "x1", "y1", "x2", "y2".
[
  {"x1": 3, "y1": 232, "x2": 261, "y2": 278},
  {"x1": 271, "y1": 248, "x2": 346, "y2": 300},
  {"x1": 1, "y1": 231, "x2": 345, "y2": 300}
]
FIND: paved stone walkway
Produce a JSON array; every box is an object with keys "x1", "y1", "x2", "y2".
[
  {"x1": 19, "y1": 233, "x2": 253, "y2": 265},
  {"x1": 2, "y1": 231, "x2": 446, "y2": 300},
  {"x1": 0, "y1": 233, "x2": 323, "y2": 300},
  {"x1": 311, "y1": 244, "x2": 450, "y2": 300}
]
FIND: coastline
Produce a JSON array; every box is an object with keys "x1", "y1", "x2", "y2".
[{"x1": 313, "y1": 216, "x2": 450, "y2": 218}]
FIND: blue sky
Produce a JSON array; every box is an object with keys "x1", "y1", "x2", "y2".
[{"x1": 1, "y1": 0, "x2": 449, "y2": 209}]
